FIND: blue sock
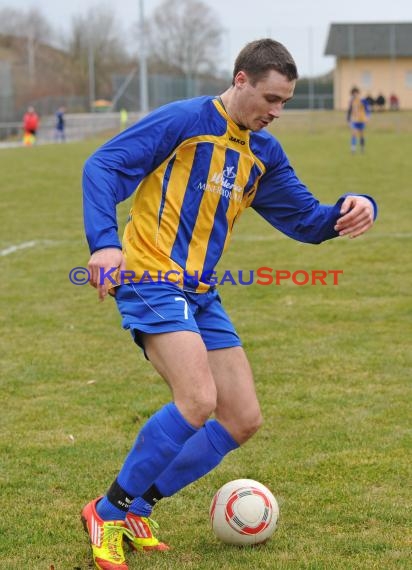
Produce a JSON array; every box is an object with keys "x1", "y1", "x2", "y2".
[
  {"x1": 97, "y1": 402, "x2": 197, "y2": 521},
  {"x1": 128, "y1": 496, "x2": 153, "y2": 517},
  {"x1": 96, "y1": 496, "x2": 127, "y2": 521},
  {"x1": 153, "y1": 419, "x2": 239, "y2": 498},
  {"x1": 351, "y1": 135, "x2": 357, "y2": 149}
]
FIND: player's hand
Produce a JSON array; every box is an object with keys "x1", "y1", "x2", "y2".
[
  {"x1": 87, "y1": 248, "x2": 126, "y2": 301},
  {"x1": 334, "y1": 196, "x2": 375, "y2": 239}
]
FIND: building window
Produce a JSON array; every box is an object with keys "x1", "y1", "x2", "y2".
[
  {"x1": 406, "y1": 71, "x2": 412, "y2": 88},
  {"x1": 361, "y1": 71, "x2": 372, "y2": 88}
]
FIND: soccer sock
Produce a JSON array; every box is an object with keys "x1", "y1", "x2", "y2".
[
  {"x1": 360, "y1": 136, "x2": 365, "y2": 150},
  {"x1": 126, "y1": 420, "x2": 239, "y2": 517},
  {"x1": 153, "y1": 419, "x2": 239, "y2": 499},
  {"x1": 128, "y1": 496, "x2": 153, "y2": 517},
  {"x1": 96, "y1": 493, "x2": 129, "y2": 521},
  {"x1": 97, "y1": 402, "x2": 197, "y2": 521},
  {"x1": 351, "y1": 135, "x2": 357, "y2": 151}
]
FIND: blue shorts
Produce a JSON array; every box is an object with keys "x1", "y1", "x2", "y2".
[
  {"x1": 351, "y1": 121, "x2": 366, "y2": 131},
  {"x1": 114, "y1": 282, "x2": 241, "y2": 353}
]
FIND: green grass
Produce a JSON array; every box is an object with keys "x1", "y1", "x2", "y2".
[{"x1": 1, "y1": 112, "x2": 411, "y2": 569}]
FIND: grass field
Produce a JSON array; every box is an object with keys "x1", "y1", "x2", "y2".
[{"x1": 1, "y1": 111, "x2": 411, "y2": 569}]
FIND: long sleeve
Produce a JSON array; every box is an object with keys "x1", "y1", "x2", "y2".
[
  {"x1": 82, "y1": 102, "x2": 196, "y2": 253},
  {"x1": 251, "y1": 145, "x2": 377, "y2": 244}
]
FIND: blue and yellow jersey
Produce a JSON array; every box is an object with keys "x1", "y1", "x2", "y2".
[
  {"x1": 347, "y1": 95, "x2": 370, "y2": 123},
  {"x1": 83, "y1": 96, "x2": 376, "y2": 292}
]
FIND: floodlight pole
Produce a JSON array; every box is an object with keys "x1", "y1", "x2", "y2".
[
  {"x1": 88, "y1": 41, "x2": 95, "y2": 112},
  {"x1": 308, "y1": 27, "x2": 314, "y2": 111},
  {"x1": 27, "y1": 28, "x2": 35, "y2": 84},
  {"x1": 139, "y1": 0, "x2": 149, "y2": 113}
]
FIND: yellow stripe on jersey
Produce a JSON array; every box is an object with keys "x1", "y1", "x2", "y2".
[
  {"x1": 351, "y1": 97, "x2": 367, "y2": 122},
  {"x1": 156, "y1": 142, "x2": 198, "y2": 256},
  {"x1": 185, "y1": 141, "x2": 226, "y2": 278},
  {"x1": 122, "y1": 99, "x2": 269, "y2": 292}
]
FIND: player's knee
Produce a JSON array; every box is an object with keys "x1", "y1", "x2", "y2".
[
  {"x1": 177, "y1": 385, "x2": 217, "y2": 426},
  {"x1": 196, "y1": 391, "x2": 218, "y2": 422},
  {"x1": 244, "y1": 410, "x2": 263, "y2": 441},
  {"x1": 232, "y1": 409, "x2": 263, "y2": 444}
]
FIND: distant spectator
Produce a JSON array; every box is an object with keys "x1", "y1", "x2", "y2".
[
  {"x1": 365, "y1": 94, "x2": 375, "y2": 111},
  {"x1": 347, "y1": 87, "x2": 371, "y2": 154},
  {"x1": 23, "y1": 106, "x2": 39, "y2": 146},
  {"x1": 389, "y1": 93, "x2": 400, "y2": 111},
  {"x1": 55, "y1": 106, "x2": 66, "y2": 142},
  {"x1": 375, "y1": 93, "x2": 386, "y2": 111}
]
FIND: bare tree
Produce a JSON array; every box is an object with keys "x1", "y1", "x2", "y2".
[
  {"x1": 66, "y1": 4, "x2": 130, "y2": 102},
  {"x1": 0, "y1": 6, "x2": 52, "y2": 40},
  {"x1": 0, "y1": 7, "x2": 23, "y2": 37},
  {"x1": 0, "y1": 6, "x2": 53, "y2": 82},
  {"x1": 147, "y1": 0, "x2": 224, "y2": 77}
]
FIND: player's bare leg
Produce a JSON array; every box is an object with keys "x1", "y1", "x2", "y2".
[
  {"x1": 208, "y1": 346, "x2": 262, "y2": 444},
  {"x1": 143, "y1": 330, "x2": 218, "y2": 428}
]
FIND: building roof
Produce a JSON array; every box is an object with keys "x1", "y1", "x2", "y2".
[{"x1": 325, "y1": 23, "x2": 412, "y2": 58}]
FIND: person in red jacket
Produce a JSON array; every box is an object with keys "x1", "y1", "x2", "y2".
[{"x1": 23, "y1": 106, "x2": 40, "y2": 146}]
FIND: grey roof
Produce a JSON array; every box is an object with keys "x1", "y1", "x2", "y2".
[{"x1": 325, "y1": 23, "x2": 412, "y2": 57}]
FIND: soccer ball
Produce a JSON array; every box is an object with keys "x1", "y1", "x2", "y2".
[{"x1": 209, "y1": 479, "x2": 279, "y2": 545}]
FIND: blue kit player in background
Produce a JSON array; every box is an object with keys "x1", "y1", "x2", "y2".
[
  {"x1": 347, "y1": 87, "x2": 371, "y2": 153},
  {"x1": 55, "y1": 106, "x2": 66, "y2": 142},
  {"x1": 81, "y1": 39, "x2": 377, "y2": 569}
]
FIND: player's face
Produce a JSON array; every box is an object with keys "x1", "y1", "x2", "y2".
[{"x1": 234, "y1": 70, "x2": 295, "y2": 131}]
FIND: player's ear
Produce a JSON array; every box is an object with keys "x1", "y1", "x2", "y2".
[{"x1": 234, "y1": 71, "x2": 248, "y2": 89}]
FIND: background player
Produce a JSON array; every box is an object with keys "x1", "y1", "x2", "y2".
[{"x1": 347, "y1": 86, "x2": 371, "y2": 153}]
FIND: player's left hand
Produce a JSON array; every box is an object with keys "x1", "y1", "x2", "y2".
[{"x1": 334, "y1": 196, "x2": 375, "y2": 238}]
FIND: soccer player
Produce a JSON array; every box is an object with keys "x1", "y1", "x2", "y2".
[
  {"x1": 54, "y1": 106, "x2": 66, "y2": 142},
  {"x1": 347, "y1": 87, "x2": 371, "y2": 153},
  {"x1": 22, "y1": 106, "x2": 40, "y2": 146},
  {"x1": 81, "y1": 39, "x2": 377, "y2": 569}
]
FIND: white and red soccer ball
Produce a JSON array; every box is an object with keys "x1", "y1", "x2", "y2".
[{"x1": 209, "y1": 479, "x2": 279, "y2": 545}]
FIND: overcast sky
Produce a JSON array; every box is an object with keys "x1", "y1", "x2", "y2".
[{"x1": 4, "y1": 0, "x2": 412, "y2": 76}]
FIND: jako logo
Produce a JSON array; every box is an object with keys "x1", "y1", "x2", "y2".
[{"x1": 229, "y1": 136, "x2": 246, "y2": 146}]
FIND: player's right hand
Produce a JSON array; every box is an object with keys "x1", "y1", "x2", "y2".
[{"x1": 87, "y1": 247, "x2": 126, "y2": 301}]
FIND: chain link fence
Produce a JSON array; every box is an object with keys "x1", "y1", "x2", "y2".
[{"x1": 0, "y1": 112, "x2": 143, "y2": 146}]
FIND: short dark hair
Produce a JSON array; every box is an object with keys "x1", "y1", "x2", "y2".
[
  {"x1": 351, "y1": 86, "x2": 360, "y2": 95},
  {"x1": 232, "y1": 38, "x2": 298, "y2": 86}
]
